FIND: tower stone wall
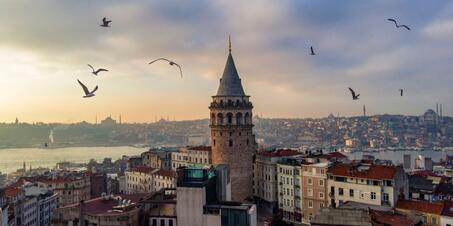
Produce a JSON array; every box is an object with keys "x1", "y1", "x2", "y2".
[{"x1": 209, "y1": 47, "x2": 256, "y2": 201}]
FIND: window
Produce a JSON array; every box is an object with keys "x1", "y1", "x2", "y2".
[
  {"x1": 229, "y1": 140, "x2": 233, "y2": 147},
  {"x1": 152, "y1": 219, "x2": 157, "y2": 226},
  {"x1": 371, "y1": 192, "x2": 376, "y2": 200},
  {"x1": 349, "y1": 189, "x2": 354, "y2": 197},
  {"x1": 432, "y1": 217, "x2": 436, "y2": 225},
  {"x1": 169, "y1": 219, "x2": 174, "y2": 226},
  {"x1": 320, "y1": 202, "x2": 324, "y2": 208},
  {"x1": 383, "y1": 193, "x2": 389, "y2": 201},
  {"x1": 161, "y1": 219, "x2": 165, "y2": 226},
  {"x1": 308, "y1": 188, "x2": 313, "y2": 197},
  {"x1": 319, "y1": 179, "x2": 324, "y2": 186},
  {"x1": 339, "y1": 188, "x2": 344, "y2": 196},
  {"x1": 308, "y1": 200, "x2": 313, "y2": 208},
  {"x1": 213, "y1": 139, "x2": 216, "y2": 146},
  {"x1": 319, "y1": 192, "x2": 324, "y2": 199},
  {"x1": 320, "y1": 169, "x2": 325, "y2": 174},
  {"x1": 308, "y1": 178, "x2": 312, "y2": 185}
]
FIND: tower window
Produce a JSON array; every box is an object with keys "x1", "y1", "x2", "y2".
[
  {"x1": 227, "y1": 113, "x2": 233, "y2": 124},
  {"x1": 213, "y1": 139, "x2": 216, "y2": 146},
  {"x1": 229, "y1": 140, "x2": 233, "y2": 147},
  {"x1": 220, "y1": 132, "x2": 223, "y2": 136}
]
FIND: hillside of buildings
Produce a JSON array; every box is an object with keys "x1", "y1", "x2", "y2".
[{"x1": 0, "y1": 111, "x2": 452, "y2": 149}]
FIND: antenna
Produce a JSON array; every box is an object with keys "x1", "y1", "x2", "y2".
[{"x1": 228, "y1": 35, "x2": 232, "y2": 53}]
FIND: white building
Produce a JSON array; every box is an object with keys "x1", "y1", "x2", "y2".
[
  {"x1": 171, "y1": 146, "x2": 212, "y2": 170},
  {"x1": 153, "y1": 169, "x2": 177, "y2": 191},
  {"x1": 254, "y1": 149, "x2": 300, "y2": 214},
  {"x1": 22, "y1": 196, "x2": 38, "y2": 226},
  {"x1": 327, "y1": 161, "x2": 408, "y2": 208},
  {"x1": 125, "y1": 166, "x2": 158, "y2": 194},
  {"x1": 277, "y1": 157, "x2": 303, "y2": 224}
]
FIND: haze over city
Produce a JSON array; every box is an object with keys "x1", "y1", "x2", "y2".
[{"x1": 1, "y1": 0, "x2": 452, "y2": 123}]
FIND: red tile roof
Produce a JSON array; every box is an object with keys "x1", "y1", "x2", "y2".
[
  {"x1": 4, "y1": 187, "x2": 22, "y2": 197},
  {"x1": 329, "y1": 163, "x2": 397, "y2": 180},
  {"x1": 442, "y1": 201, "x2": 453, "y2": 217},
  {"x1": 370, "y1": 210, "x2": 415, "y2": 226},
  {"x1": 260, "y1": 149, "x2": 300, "y2": 157},
  {"x1": 188, "y1": 146, "x2": 212, "y2": 152},
  {"x1": 131, "y1": 166, "x2": 155, "y2": 174},
  {"x1": 154, "y1": 169, "x2": 176, "y2": 178},
  {"x1": 396, "y1": 199, "x2": 444, "y2": 215},
  {"x1": 320, "y1": 152, "x2": 347, "y2": 161}
]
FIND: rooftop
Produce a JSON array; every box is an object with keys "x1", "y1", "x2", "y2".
[
  {"x1": 216, "y1": 52, "x2": 246, "y2": 96},
  {"x1": 187, "y1": 146, "x2": 212, "y2": 152},
  {"x1": 369, "y1": 209, "x2": 415, "y2": 226},
  {"x1": 131, "y1": 166, "x2": 156, "y2": 174},
  {"x1": 59, "y1": 193, "x2": 147, "y2": 215},
  {"x1": 311, "y1": 208, "x2": 372, "y2": 226},
  {"x1": 260, "y1": 149, "x2": 300, "y2": 157},
  {"x1": 396, "y1": 199, "x2": 444, "y2": 215},
  {"x1": 154, "y1": 169, "x2": 177, "y2": 178},
  {"x1": 329, "y1": 163, "x2": 398, "y2": 180}
]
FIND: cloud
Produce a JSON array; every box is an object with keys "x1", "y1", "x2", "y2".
[{"x1": 0, "y1": 0, "x2": 452, "y2": 122}]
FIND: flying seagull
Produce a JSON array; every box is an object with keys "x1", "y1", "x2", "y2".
[
  {"x1": 148, "y1": 58, "x2": 183, "y2": 78},
  {"x1": 387, "y1": 18, "x2": 410, "y2": 31},
  {"x1": 399, "y1": 89, "x2": 403, "y2": 96},
  {"x1": 348, "y1": 87, "x2": 360, "y2": 100},
  {"x1": 77, "y1": 79, "x2": 98, "y2": 98},
  {"x1": 87, "y1": 64, "x2": 108, "y2": 76},
  {"x1": 310, "y1": 46, "x2": 316, "y2": 55},
  {"x1": 100, "y1": 17, "x2": 112, "y2": 27}
]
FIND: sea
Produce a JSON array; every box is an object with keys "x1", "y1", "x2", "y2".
[{"x1": 0, "y1": 146, "x2": 146, "y2": 174}]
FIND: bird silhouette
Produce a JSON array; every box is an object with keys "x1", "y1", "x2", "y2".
[
  {"x1": 310, "y1": 46, "x2": 316, "y2": 55},
  {"x1": 387, "y1": 18, "x2": 410, "y2": 31},
  {"x1": 88, "y1": 64, "x2": 108, "y2": 76},
  {"x1": 148, "y1": 58, "x2": 183, "y2": 78},
  {"x1": 100, "y1": 17, "x2": 112, "y2": 27},
  {"x1": 77, "y1": 79, "x2": 98, "y2": 98},
  {"x1": 348, "y1": 87, "x2": 360, "y2": 100},
  {"x1": 399, "y1": 89, "x2": 403, "y2": 96}
]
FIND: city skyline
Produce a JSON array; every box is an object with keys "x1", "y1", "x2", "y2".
[{"x1": 1, "y1": 0, "x2": 453, "y2": 123}]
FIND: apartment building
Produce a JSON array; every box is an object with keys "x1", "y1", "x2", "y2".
[
  {"x1": 125, "y1": 166, "x2": 158, "y2": 194},
  {"x1": 277, "y1": 157, "x2": 303, "y2": 224},
  {"x1": 171, "y1": 146, "x2": 212, "y2": 170},
  {"x1": 254, "y1": 149, "x2": 300, "y2": 214},
  {"x1": 301, "y1": 161, "x2": 329, "y2": 224},
  {"x1": 328, "y1": 161, "x2": 408, "y2": 208}
]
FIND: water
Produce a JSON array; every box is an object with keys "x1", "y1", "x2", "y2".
[
  {"x1": 0, "y1": 146, "x2": 146, "y2": 174},
  {"x1": 347, "y1": 150, "x2": 453, "y2": 165}
]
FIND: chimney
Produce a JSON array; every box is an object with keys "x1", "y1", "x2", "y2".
[
  {"x1": 436, "y1": 103, "x2": 439, "y2": 116},
  {"x1": 440, "y1": 104, "x2": 443, "y2": 121}
]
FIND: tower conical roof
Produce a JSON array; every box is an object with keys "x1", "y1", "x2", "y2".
[{"x1": 216, "y1": 53, "x2": 246, "y2": 96}]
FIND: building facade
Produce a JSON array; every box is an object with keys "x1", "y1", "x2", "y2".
[
  {"x1": 171, "y1": 146, "x2": 212, "y2": 170},
  {"x1": 328, "y1": 161, "x2": 408, "y2": 208},
  {"x1": 254, "y1": 149, "x2": 300, "y2": 214},
  {"x1": 301, "y1": 161, "x2": 329, "y2": 224},
  {"x1": 210, "y1": 40, "x2": 256, "y2": 201},
  {"x1": 277, "y1": 158, "x2": 303, "y2": 224},
  {"x1": 152, "y1": 169, "x2": 177, "y2": 191},
  {"x1": 125, "y1": 166, "x2": 157, "y2": 194}
]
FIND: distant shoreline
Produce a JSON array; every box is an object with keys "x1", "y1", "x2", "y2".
[{"x1": 0, "y1": 143, "x2": 147, "y2": 150}]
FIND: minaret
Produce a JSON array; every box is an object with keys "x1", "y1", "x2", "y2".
[{"x1": 209, "y1": 37, "x2": 256, "y2": 201}]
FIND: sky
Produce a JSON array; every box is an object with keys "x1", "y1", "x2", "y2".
[{"x1": 0, "y1": 0, "x2": 452, "y2": 123}]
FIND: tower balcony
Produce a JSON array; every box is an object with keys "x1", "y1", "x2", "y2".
[{"x1": 209, "y1": 102, "x2": 253, "y2": 109}]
